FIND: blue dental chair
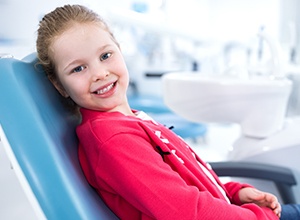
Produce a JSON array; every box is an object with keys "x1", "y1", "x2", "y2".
[
  {"x1": 0, "y1": 54, "x2": 297, "y2": 219},
  {"x1": 0, "y1": 53, "x2": 118, "y2": 220}
]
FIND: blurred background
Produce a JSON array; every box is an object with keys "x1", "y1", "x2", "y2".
[
  {"x1": 1, "y1": 0, "x2": 299, "y2": 96},
  {"x1": 1, "y1": 0, "x2": 300, "y2": 219}
]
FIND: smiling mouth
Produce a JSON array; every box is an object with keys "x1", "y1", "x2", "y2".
[{"x1": 94, "y1": 82, "x2": 116, "y2": 95}]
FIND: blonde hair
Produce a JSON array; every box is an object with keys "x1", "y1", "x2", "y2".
[{"x1": 36, "y1": 4, "x2": 119, "y2": 114}]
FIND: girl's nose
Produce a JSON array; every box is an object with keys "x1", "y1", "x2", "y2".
[{"x1": 91, "y1": 65, "x2": 109, "y2": 82}]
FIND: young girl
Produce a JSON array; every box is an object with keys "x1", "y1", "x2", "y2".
[{"x1": 36, "y1": 4, "x2": 299, "y2": 220}]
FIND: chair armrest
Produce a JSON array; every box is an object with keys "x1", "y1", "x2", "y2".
[{"x1": 210, "y1": 161, "x2": 297, "y2": 204}]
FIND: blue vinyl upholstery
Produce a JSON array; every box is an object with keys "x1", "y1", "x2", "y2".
[{"x1": 0, "y1": 54, "x2": 118, "y2": 220}]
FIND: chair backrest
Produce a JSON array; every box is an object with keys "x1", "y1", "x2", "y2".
[{"x1": 0, "y1": 54, "x2": 118, "y2": 220}]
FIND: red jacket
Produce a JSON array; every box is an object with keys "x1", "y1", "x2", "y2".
[{"x1": 77, "y1": 108, "x2": 278, "y2": 220}]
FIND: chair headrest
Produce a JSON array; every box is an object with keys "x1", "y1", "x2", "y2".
[{"x1": 0, "y1": 53, "x2": 117, "y2": 219}]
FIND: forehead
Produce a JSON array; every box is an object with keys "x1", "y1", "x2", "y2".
[
  {"x1": 50, "y1": 22, "x2": 114, "y2": 59},
  {"x1": 55, "y1": 22, "x2": 109, "y2": 45}
]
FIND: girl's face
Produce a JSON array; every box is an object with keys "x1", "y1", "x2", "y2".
[{"x1": 51, "y1": 23, "x2": 132, "y2": 115}]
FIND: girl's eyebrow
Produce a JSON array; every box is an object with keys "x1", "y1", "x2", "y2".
[
  {"x1": 63, "y1": 59, "x2": 82, "y2": 72},
  {"x1": 62, "y1": 44, "x2": 113, "y2": 72}
]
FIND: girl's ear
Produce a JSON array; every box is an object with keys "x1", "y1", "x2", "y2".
[{"x1": 48, "y1": 77, "x2": 69, "y2": 98}]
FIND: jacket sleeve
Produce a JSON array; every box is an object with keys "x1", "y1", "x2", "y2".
[
  {"x1": 90, "y1": 132, "x2": 278, "y2": 220},
  {"x1": 224, "y1": 181, "x2": 254, "y2": 205}
]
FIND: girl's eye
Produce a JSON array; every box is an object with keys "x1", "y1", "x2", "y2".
[
  {"x1": 72, "y1": 65, "x2": 85, "y2": 73},
  {"x1": 100, "y1": 52, "x2": 112, "y2": 61}
]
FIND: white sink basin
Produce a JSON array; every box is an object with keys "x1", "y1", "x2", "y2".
[{"x1": 162, "y1": 72, "x2": 292, "y2": 138}]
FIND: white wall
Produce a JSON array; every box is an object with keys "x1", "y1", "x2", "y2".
[{"x1": 0, "y1": 0, "x2": 94, "y2": 58}]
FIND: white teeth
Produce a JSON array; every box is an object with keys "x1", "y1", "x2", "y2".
[{"x1": 96, "y1": 83, "x2": 114, "y2": 94}]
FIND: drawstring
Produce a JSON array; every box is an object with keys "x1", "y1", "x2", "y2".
[{"x1": 156, "y1": 146, "x2": 170, "y2": 161}]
